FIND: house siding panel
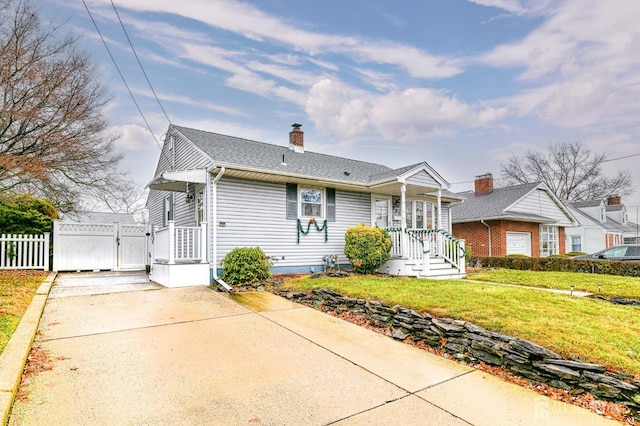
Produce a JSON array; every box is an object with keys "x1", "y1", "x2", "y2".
[
  {"x1": 510, "y1": 189, "x2": 573, "y2": 226},
  {"x1": 213, "y1": 177, "x2": 371, "y2": 269},
  {"x1": 406, "y1": 170, "x2": 438, "y2": 187}
]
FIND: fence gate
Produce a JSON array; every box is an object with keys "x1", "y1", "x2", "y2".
[{"x1": 53, "y1": 221, "x2": 150, "y2": 272}]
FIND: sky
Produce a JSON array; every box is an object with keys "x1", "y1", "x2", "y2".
[{"x1": 43, "y1": 0, "x2": 640, "y2": 220}]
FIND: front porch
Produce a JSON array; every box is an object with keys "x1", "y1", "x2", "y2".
[
  {"x1": 149, "y1": 221, "x2": 210, "y2": 288},
  {"x1": 382, "y1": 228, "x2": 466, "y2": 279}
]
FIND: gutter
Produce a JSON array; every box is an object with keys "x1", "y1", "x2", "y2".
[
  {"x1": 481, "y1": 219, "x2": 492, "y2": 257},
  {"x1": 208, "y1": 166, "x2": 232, "y2": 292}
]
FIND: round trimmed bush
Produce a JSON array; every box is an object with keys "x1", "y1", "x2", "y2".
[
  {"x1": 344, "y1": 223, "x2": 392, "y2": 274},
  {"x1": 221, "y1": 246, "x2": 272, "y2": 285}
]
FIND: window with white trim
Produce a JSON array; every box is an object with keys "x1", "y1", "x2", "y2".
[
  {"x1": 571, "y1": 236, "x2": 581, "y2": 252},
  {"x1": 300, "y1": 187, "x2": 323, "y2": 218},
  {"x1": 286, "y1": 184, "x2": 335, "y2": 222},
  {"x1": 540, "y1": 225, "x2": 559, "y2": 256}
]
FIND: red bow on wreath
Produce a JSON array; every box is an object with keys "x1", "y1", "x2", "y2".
[{"x1": 309, "y1": 217, "x2": 315, "y2": 224}]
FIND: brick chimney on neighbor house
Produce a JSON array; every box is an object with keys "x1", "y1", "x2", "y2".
[
  {"x1": 475, "y1": 173, "x2": 494, "y2": 195},
  {"x1": 289, "y1": 123, "x2": 304, "y2": 153},
  {"x1": 607, "y1": 195, "x2": 621, "y2": 205}
]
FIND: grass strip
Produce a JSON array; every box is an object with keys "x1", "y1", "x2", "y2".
[
  {"x1": 467, "y1": 269, "x2": 640, "y2": 299},
  {"x1": 0, "y1": 270, "x2": 49, "y2": 354}
]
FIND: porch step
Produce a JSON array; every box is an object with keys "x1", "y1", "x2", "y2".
[{"x1": 406, "y1": 257, "x2": 465, "y2": 279}]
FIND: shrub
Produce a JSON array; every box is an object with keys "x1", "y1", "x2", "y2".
[
  {"x1": 0, "y1": 194, "x2": 58, "y2": 234},
  {"x1": 344, "y1": 223, "x2": 392, "y2": 274},
  {"x1": 221, "y1": 247, "x2": 272, "y2": 285}
]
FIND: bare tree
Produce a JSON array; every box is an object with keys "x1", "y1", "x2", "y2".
[
  {"x1": 0, "y1": 0, "x2": 124, "y2": 212},
  {"x1": 500, "y1": 141, "x2": 633, "y2": 201}
]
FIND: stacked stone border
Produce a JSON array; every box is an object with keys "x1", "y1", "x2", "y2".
[{"x1": 272, "y1": 287, "x2": 640, "y2": 418}]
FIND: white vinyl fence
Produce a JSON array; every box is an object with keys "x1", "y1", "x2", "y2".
[{"x1": 0, "y1": 233, "x2": 50, "y2": 270}]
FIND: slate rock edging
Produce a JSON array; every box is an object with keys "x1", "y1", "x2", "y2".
[{"x1": 273, "y1": 287, "x2": 640, "y2": 417}]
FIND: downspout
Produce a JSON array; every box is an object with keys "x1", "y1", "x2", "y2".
[
  {"x1": 208, "y1": 166, "x2": 232, "y2": 291},
  {"x1": 481, "y1": 219, "x2": 492, "y2": 257}
]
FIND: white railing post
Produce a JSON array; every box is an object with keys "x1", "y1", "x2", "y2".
[
  {"x1": 43, "y1": 232, "x2": 50, "y2": 271},
  {"x1": 400, "y1": 184, "x2": 407, "y2": 258},
  {"x1": 200, "y1": 222, "x2": 208, "y2": 263},
  {"x1": 168, "y1": 220, "x2": 175, "y2": 264}
]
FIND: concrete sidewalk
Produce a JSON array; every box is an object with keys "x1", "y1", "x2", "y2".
[{"x1": 7, "y1": 272, "x2": 619, "y2": 425}]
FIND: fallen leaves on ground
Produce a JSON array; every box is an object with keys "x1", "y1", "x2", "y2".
[{"x1": 14, "y1": 345, "x2": 67, "y2": 402}]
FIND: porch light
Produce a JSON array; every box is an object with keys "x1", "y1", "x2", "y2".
[{"x1": 598, "y1": 283, "x2": 602, "y2": 293}]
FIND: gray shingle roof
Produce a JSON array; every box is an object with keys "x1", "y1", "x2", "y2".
[
  {"x1": 174, "y1": 125, "x2": 395, "y2": 185},
  {"x1": 451, "y1": 182, "x2": 547, "y2": 222},
  {"x1": 572, "y1": 200, "x2": 602, "y2": 208}
]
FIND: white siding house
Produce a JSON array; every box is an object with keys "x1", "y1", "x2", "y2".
[{"x1": 146, "y1": 124, "x2": 466, "y2": 288}]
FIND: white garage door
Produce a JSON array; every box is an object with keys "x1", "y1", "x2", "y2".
[{"x1": 506, "y1": 232, "x2": 531, "y2": 256}]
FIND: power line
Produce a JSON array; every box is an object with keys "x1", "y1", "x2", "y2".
[
  {"x1": 110, "y1": 0, "x2": 172, "y2": 126},
  {"x1": 82, "y1": 0, "x2": 162, "y2": 149}
]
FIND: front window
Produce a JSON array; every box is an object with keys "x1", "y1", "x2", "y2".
[
  {"x1": 405, "y1": 201, "x2": 413, "y2": 228},
  {"x1": 571, "y1": 236, "x2": 581, "y2": 252},
  {"x1": 540, "y1": 225, "x2": 559, "y2": 256},
  {"x1": 416, "y1": 201, "x2": 424, "y2": 228},
  {"x1": 300, "y1": 187, "x2": 323, "y2": 218}
]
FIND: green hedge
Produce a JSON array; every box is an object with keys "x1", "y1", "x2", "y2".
[
  {"x1": 470, "y1": 256, "x2": 640, "y2": 277},
  {"x1": 221, "y1": 247, "x2": 272, "y2": 285}
]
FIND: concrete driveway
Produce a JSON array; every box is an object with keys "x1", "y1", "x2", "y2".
[{"x1": 8, "y1": 272, "x2": 617, "y2": 425}]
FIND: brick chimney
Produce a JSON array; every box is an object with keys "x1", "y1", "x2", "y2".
[
  {"x1": 289, "y1": 123, "x2": 304, "y2": 153},
  {"x1": 607, "y1": 195, "x2": 621, "y2": 205},
  {"x1": 475, "y1": 173, "x2": 494, "y2": 195}
]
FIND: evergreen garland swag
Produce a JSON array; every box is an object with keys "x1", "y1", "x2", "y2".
[{"x1": 296, "y1": 218, "x2": 328, "y2": 243}]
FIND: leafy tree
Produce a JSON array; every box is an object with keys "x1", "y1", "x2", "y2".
[
  {"x1": 501, "y1": 141, "x2": 633, "y2": 201},
  {"x1": 0, "y1": 193, "x2": 58, "y2": 234},
  {"x1": 0, "y1": 0, "x2": 127, "y2": 213}
]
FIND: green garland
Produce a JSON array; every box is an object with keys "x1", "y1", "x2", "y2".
[{"x1": 297, "y1": 218, "x2": 328, "y2": 244}]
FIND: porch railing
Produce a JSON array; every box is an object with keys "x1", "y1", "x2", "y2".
[
  {"x1": 1, "y1": 233, "x2": 50, "y2": 270},
  {"x1": 386, "y1": 228, "x2": 465, "y2": 273},
  {"x1": 153, "y1": 221, "x2": 207, "y2": 264}
]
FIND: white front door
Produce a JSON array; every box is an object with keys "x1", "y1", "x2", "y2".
[
  {"x1": 506, "y1": 232, "x2": 531, "y2": 256},
  {"x1": 372, "y1": 196, "x2": 391, "y2": 227}
]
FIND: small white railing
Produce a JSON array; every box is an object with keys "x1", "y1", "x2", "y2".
[
  {"x1": 1, "y1": 233, "x2": 50, "y2": 270},
  {"x1": 386, "y1": 228, "x2": 465, "y2": 273},
  {"x1": 153, "y1": 221, "x2": 207, "y2": 264}
]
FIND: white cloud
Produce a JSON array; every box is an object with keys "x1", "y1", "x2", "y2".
[
  {"x1": 306, "y1": 79, "x2": 506, "y2": 143},
  {"x1": 88, "y1": 0, "x2": 460, "y2": 80},
  {"x1": 467, "y1": 0, "x2": 554, "y2": 16},
  {"x1": 111, "y1": 124, "x2": 159, "y2": 152},
  {"x1": 481, "y1": 0, "x2": 640, "y2": 133}
]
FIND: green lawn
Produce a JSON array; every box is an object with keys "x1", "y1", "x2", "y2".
[
  {"x1": 466, "y1": 269, "x2": 640, "y2": 298},
  {"x1": 281, "y1": 272, "x2": 640, "y2": 376},
  {"x1": 0, "y1": 270, "x2": 49, "y2": 354}
]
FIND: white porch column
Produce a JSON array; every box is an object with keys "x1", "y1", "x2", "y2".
[
  {"x1": 199, "y1": 222, "x2": 208, "y2": 263},
  {"x1": 436, "y1": 189, "x2": 442, "y2": 231},
  {"x1": 400, "y1": 183, "x2": 407, "y2": 258},
  {"x1": 168, "y1": 220, "x2": 175, "y2": 265}
]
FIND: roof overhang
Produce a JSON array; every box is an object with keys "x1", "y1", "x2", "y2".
[
  {"x1": 147, "y1": 169, "x2": 208, "y2": 192},
  {"x1": 452, "y1": 214, "x2": 558, "y2": 225}
]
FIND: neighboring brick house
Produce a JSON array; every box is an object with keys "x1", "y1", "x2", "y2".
[{"x1": 451, "y1": 173, "x2": 577, "y2": 258}]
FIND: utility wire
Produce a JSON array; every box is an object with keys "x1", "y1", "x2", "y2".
[
  {"x1": 110, "y1": 0, "x2": 172, "y2": 126},
  {"x1": 82, "y1": 0, "x2": 162, "y2": 149}
]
